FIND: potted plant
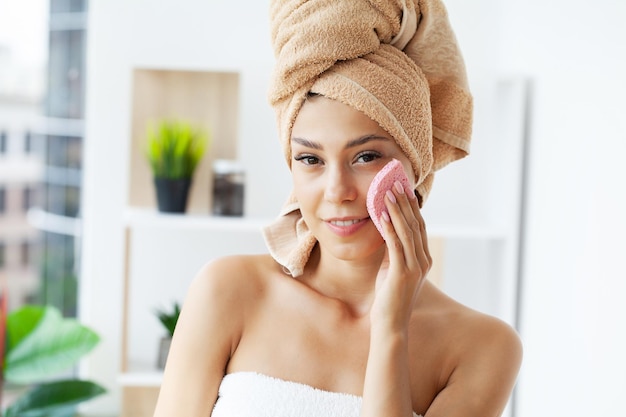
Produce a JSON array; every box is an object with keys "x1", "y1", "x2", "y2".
[
  {"x1": 145, "y1": 119, "x2": 209, "y2": 213},
  {"x1": 1, "y1": 304, "x2": 106, "y2": 417},
  {"x1": 153, "y1": 302, "x2": 181, "y2": 369}
]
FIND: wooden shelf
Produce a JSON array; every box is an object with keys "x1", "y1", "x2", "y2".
[{"x1": 128, "y1": 68, "x2": 240, "y2": 214}]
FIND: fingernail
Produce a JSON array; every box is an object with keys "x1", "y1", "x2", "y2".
[
  {"x1": 394, "y1": 181, "x2": 404, "y2": 194},
  {"x1": 381, "y1": 211, "x2": 390, "y2": 222},
  {"x1": 385, "y1": 189, "x2": 396, "y2": 204}
]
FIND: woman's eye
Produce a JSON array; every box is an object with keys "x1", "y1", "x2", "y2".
[
  {"x1": 294, "y1": 154, "x2": 321, "y2": 165},
  {"x1": 355, "y1": 152, "x2": 381, "y2": 163}
]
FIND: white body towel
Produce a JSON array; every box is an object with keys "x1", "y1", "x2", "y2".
[{"x1": 211, "y1": 372, "x2": 422, "y2": 417}]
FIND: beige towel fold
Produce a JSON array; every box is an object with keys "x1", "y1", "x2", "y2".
[
  {"x1": 269, "y1": 0, "x2": 406, "y2": 104},
  {"x1": 264, "y1": 0, "x2": 473, "y2": 277}
]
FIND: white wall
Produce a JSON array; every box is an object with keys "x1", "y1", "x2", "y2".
[
  {"x1": 445, "y1": 1, "x2": 626, "y2": 414},
  {"x1": 496, "y1": 1, "x2": 626, "y2": 416}
]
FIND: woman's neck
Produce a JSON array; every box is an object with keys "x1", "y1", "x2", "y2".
[{"x1": 298, "y1": 245, "x2": 385, "y2": 317}]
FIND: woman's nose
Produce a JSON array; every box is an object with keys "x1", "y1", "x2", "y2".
[{"x1": 323, "y1": 165, "x2": 358, "y2": 204}]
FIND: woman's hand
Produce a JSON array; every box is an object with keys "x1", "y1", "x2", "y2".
[
  {"x1": 362, "y1": 182, "x2": 430, "y2": 417},
  {"x1": 371, "y1": 181, "x2": 431, "y2": 333}
]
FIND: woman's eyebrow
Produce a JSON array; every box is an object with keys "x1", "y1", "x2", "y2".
[
  {"x1": 291, "y1": 137, "x2": 322, "y2": 150},
  {"x1": 291, "y1": 134, "x2": 390, "y2": 150},
  {"x1": 345, "y1": 134, "x2": 390, "y2": 148}
]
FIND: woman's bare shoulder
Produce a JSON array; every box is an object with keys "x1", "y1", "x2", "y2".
[
  {"x1": 178, "y1": 255, "x2": 280, "y2": 314},
  {"x1": 155, "y1": 254, "x2": 283, "y2": 416},
  {"x1": 450, "y1": 304, "x2": 523, "y2": 371},
  {"x1": 189, "y1": 254, "x2": 282, "y2": 301},
  {"x1": 417, "y1": 282, "x2": 522, "y2": 357},
  {"x1": 413, "y1": 282, "x2": 523, "y2": 415}
]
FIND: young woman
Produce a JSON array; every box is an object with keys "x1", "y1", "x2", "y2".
[{"x1": 153, "y1": 1, "x2": 522, "y2": 416}]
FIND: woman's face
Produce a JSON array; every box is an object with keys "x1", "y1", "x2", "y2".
[{"x1": 290, "y1": 95, "x2": 416, "y2": 261}]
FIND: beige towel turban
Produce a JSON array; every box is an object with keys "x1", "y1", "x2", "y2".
[{"x1": 263, "y1": 0, "x2": 473, "y2": 277}]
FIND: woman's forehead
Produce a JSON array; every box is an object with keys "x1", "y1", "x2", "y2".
[{"x1": 292, "y1": 96, "x2": 393, "y2": 144}]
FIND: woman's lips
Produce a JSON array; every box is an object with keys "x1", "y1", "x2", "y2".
[{"x1": 325, "y1": 218, "x2": 369, "y2": 236}]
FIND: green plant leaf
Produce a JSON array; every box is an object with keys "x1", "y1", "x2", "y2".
[
  {"x1": 3, "y1": 379, "x2": 106, "y2": 417},
  {"x1": 154, "y1": 302, "x2": 181, "y2": 337},
  {"x1": 5, "y1": 305, "x2": 46, "y2": 351},
  {"x1": 4, "y1": 306, "x2": 100, "y2": 385},
  {"x1": 144, "y1": 119, "x2": 208, "y2": 179}
]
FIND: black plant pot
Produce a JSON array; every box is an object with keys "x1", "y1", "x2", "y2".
[
  {"x1": 154, "y1": 177, "x2": 192, "y2": 213},
  {"x1": 157, "y1": 336, "x2": 172, "y2": 369}
]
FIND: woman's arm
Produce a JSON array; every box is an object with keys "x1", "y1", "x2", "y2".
[
  {"x1": 152, "y1": 258, "x2": 246, "y2": 417},
  {"x1": 361, "y1": 183, "x2": 430, "y2": 417},
  {"x1": 361, "y1": 182, "x2": 522, "y2": 417},
  {"x1": 362, "y1": 323, "x2": 414, "y2": 417}
]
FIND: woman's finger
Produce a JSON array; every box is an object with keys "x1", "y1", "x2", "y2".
[
  {"x1": 411, "y1": 197, "x2": 432, "y2": 273},
  {"x1": 386, "y1": 182, "x2": 428, "y2": 271},
  {"x1": 380, "y1": 195, "x2": 407, "y2": 269}
]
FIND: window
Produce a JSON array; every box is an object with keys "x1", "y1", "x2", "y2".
[
  {"x1": 44, "y1": 184, "x2": 80, "y2": 217},
  {"x1": 20, "y1": 241, "x2": 33, "y2": 266},
  {"x1": 47, "y1": 30, "x2": 85, "y2": 119},
  {"x1": 39, "y1": 232, "x2": 77, "y2": 316},
  {"x1": 23, "y1": 187, "x2": 38, "y2": 211},
  {"x1": 66, "y1": 136, "x2": 82, "y2": 168},
  {"x1": 0, "y1": 242, "x2": 5, "y2": 269},
  {"x1": 47, "y1": 135, "x2": 66, "y2": 167},
  {"x1": 51, "y1": 0, "x2": 87, "y2": 13},
  {"x1": 39, "y1": 1, "x2": 87, "y2": 319},
  {"x1": 0, "y1": 187, "x2": 6, "y2": 214},
  {"x1": 0, "y1": 130, "x2": 7, "y2": 154},
  {"x1": 24, "y1": 130, "x2": 32, "y2": 153},
  {"x1": 46, "y1": 135, "x2": 82, "y2": 168}
]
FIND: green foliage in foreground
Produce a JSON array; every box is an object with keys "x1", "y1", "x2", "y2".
[{"x1": 2, "y1": 305, "x2": 106, "y2": 417}]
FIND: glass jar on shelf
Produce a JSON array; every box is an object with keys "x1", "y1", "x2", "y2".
[{"x1": 211, "y1": 159, "x2": 245, "y2": 216}]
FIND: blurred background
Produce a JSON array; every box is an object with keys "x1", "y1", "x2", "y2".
[
  {"x1": 0, "y1": 0, "x2": 624, "y2": 416},
  {"x1": 0, "y1": 0, "x2": 83, "y2": 316}
]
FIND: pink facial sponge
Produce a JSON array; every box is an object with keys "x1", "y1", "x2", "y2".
[{"x1": 367, "y1": 159, "x2": 412, "y2": 238}]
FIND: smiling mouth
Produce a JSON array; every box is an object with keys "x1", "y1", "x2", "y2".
[{"x1": 328, "y1": 219, "x2": 363, "y2": 226}]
